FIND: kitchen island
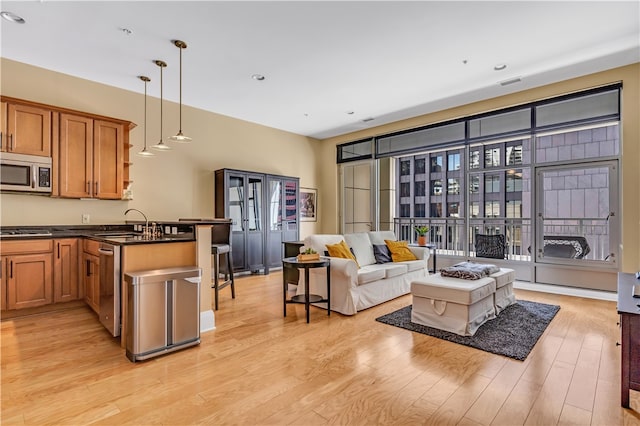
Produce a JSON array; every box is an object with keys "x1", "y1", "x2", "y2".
[{"x1": 0, "y1": 219, "x2": 230, "y2": 346}]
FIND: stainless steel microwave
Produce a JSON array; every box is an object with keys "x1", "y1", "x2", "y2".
[{"x1": 0, "y1": 152, "x2": 52, "y2": 193}]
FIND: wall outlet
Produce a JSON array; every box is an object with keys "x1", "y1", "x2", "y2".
[{"x1": 82, "y1": 214, "x2": 90, "y2": 224}]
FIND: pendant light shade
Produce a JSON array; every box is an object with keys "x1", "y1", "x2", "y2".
[
  {"x1": 151, "y1": 60, "x2": 171, "y2": 151},
  {"x1": 137, "y1": 75, "x2": 154, "y2": 157},
  {"x1": 168, "y1": 39, "x2": 192, "y2": 143}
]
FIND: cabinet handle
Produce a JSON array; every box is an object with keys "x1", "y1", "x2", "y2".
[
  {"x1": 616, "y1": 342, "x2": 621, "y2": 347},
  {"x1": 9, "y1": 261, "x2": 13, "y2": 279},
  {"x1": 0, "y1": 131, "x2": 3, "y2": 150},
  {"x1": 95, "y1": 181, "x2": 98, "y2": 194},
  {"x1": 57, "y1": 243, "x2": 61, "y2": 259},
  {"x1": 86, "y1": 259, "x2": 91, "y2": 276},
  {"x1": 9, "y1": 134, "x2": 13, "y2": 151},
  {"x1": 87, "y1": 181, "x2": 91, "y2": 194}
]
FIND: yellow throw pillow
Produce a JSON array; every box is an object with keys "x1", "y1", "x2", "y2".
[
  {"x1": 384, "y1": 239, "x2": 418, "y2": 262},
  {"x1": 326, "y1": 240, "x2": 359, "y2": 267}
]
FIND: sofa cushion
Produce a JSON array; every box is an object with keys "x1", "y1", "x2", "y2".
[
  {"x1": 326, "y1": 240, "x2": 359, "y2": 267},
  {"x1": 368, "y1": 230, "x2": 397, "y2": 245},
  {"x1": 356, "y1": 267, "x2": 386, "y2": 285},
  {"x1": 385, "y1": 240, "x2": 418, "y2": 262},
  {"x1": 344, "y1": 233, "x2": 376, "y2": 266},
  {"x1": 372, "y1": 244, "x2": 392, "y2": 264},
  {"x1": 398, "y1": 259, "x2": 425, "y2": 272},
  {"x1": 380, "y1": 263, "x2": 408, "y2": 278}
]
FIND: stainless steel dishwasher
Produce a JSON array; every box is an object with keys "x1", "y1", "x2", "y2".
[
  {"x1": 98, "y1": 242, "x2": 121, "y2": 337},
  {"x1": 125, "y1": 266, "x2": 201, "y2": 362}
]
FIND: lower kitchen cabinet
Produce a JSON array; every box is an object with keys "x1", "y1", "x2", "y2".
[
  {"x1": 2, "y1": 240, "x2": 54, "y2": 310},
  {"x1": 53, "y1": 238, "x2": 81, "y2": 303},
  {"x1": 83, "y1": 240, "x2": 100, "y2": 313}
]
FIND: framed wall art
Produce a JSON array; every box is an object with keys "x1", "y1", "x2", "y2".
[{"x1": 300, "y1": 187, "x2": 317, "y2": 222}]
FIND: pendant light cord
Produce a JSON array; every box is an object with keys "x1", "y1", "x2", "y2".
[{"x1": 178, "y1": 45, "x2": 183, "y2": 133}]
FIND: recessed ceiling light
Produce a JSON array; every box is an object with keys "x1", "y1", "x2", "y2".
[
  {"x1": 251, "y1": 74, "x2": 265, "y2": 81},
  {"x1": 494, "y1": 63, "x2": 507, "y2": 71},
  {"x1": 1, "y1": 11, "x2": 25, "y2": 24}
]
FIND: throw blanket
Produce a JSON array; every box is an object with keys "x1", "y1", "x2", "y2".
[{"x1": 440, "y1": 261, "x2": 500, "y2": 280}]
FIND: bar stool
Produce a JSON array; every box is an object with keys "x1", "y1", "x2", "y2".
[{"x1": 211, "y1": 221, "x2": 235, "y2": 310}]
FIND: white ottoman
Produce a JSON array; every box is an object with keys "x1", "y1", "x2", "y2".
[
  {"x1": 489, "y1": 268, "x2": 516, "y2": 314},
  {"x1": 411, "y1": 274, "x2": 496, "y2": 336}
]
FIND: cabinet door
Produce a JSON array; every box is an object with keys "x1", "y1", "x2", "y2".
[
  {"x1": 83, "y1": 253, "x2": 100, "y2": 313},
  {"x1": 0, "y1": 257, "x2": 6, "y2": 311},
  {"x1": 6, "y1": 253, "x2": 53, "y2": 310},
  {"x1": 282, "y1": 179, "x2": 299, "y2": 243},
  {"x1": 59, "y1": 113, "x2": 93, "y2": 198},
  {"x1": 266, "y1": 177, "x2": 300, "y2": 269},
  {"x1": 0, "y1": 101, "x2": 6, "y2": 152},
  {"x1": 53, "y1": 239, "x2": 81, "y2": 303},
  {"x1": 266, "y1": 177, "x2": 284, "y2": 268},
  {"x1": 6, "y1": 103, "x2": 52, "y2": 156},
  {"x1": 93, "y1": 120, "x2": 123, "y2": 199}
]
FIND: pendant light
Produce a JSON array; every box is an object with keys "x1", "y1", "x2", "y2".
[
  {"x1": 137, "y1": 76, "x2": 154, "y2": 157},
  {"x1": 168, "y1": 39, "x2": 192, "y2": 143},
  {"x1": 151, "y1": 60, "x2": 171, "y2": 151}
]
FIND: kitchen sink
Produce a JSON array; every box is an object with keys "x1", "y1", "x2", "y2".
[{"x1": 94, "y1": 232, "x2": 139, "y2": 237}]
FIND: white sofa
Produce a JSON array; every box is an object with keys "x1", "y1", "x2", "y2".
[{"x1": 296, "y1": 231, "x2": 431, "y2": 315}]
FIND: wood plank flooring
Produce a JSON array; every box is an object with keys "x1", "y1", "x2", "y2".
[{"x1": 2, "y1": 272, "x2": 640, "y2": 425}]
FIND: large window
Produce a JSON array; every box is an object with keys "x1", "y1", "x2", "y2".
[{"x1": 340, "y1": 85, "x2": 620, "y2": 275}]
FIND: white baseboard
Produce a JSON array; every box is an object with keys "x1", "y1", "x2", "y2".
[
  {"x1": 200, "y1": 309, "x2": 216, "y2": 333},
  {"x1": 513, "y1": 280, "x2": 617, "y2": 302}
]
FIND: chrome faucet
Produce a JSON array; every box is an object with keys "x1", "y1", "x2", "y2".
[{"x1": 124, "y1": 208, "x2": 149, "y2": 236}]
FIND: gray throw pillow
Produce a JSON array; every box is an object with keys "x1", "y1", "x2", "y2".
[{"x1": 373, "y1": 244, "x2": 392, "y2": 264}]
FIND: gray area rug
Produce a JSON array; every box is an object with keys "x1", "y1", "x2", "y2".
[{"x1": 375, "y1": 300, "x2": 560, "y2": 361}]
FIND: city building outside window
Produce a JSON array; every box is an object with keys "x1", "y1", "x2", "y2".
[
  {"x1": 448, "y1": 153, "x2": 461, "y2": 171},
  {"x1": 447, "y1": 178, "x2": 460, "y2": 195},
  {"x1": 485, "y1": 147, "x2": 500, "y2": 167}
]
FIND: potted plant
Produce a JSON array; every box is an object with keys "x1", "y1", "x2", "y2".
[
  {"x1": 415, "y1": 225, "x2": 429, "y2": 246},
  {"x1": 297, "y1": 246, "x2": 319, "y2": 261}
]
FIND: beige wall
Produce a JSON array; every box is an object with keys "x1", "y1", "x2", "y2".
[
  {"x1": 319, "y1": 63, "x2": 640, "y2": 273},
  {"x1": 2, "y1": 59, "x2": 639, "y2": 271},
  {"x1": 0, "y1": 59, "x2": 322, "y2": 237}
]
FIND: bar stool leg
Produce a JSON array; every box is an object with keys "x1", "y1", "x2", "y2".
[
  {"x1": 213, "y1": 252, "x2": 220, "y2": 310},
  {"x1": 227, "y1": 251, "x2": 236, "y2": 299}
]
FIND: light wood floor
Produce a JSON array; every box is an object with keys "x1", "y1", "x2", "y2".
[{"x1": 2, "y1": 272, "x2": 640, "y2": 425}]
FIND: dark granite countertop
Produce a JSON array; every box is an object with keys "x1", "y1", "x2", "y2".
[{"x1": 0, "y1": 219, "x2": 231, "y2": 245}]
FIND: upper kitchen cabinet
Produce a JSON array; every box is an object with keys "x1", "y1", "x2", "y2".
[
  {"x1": 1, "y1": 96, "x2": 134, "y2": 200},
  {"x1": 1, "y1": 99, "x2": 52, "y2": 156},
  {"x1": 57, "y1": 114, "x2": 125, "y2": 199},
  {"x1": 55, "y1": 117, "x2": 131, "y2": 200}
]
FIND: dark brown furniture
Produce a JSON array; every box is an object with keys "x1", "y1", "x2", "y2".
[
  {"x1": 282, "y1": 256, "x2": 330, "y2": 323},
  {"x1": 282, "y1": 241, "x2": 304, "y2": 286},
  {"x1": 617, "y1": 272, "x2": 640, "y2": 408},
  {"x1": 211, "y1": 221, "x2": 235, "y2": 310},
  {"x1": 215, "y1": 168, "x2": 300, "y2": 275}
]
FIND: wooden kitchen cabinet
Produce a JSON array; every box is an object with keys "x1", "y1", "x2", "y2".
[
  {"x1": 1, "y1": 100, "x2": 52, "y2": 156},
  {"x1": 93, "y1": 120, "x2": 124, "y2": 199},
  {"x1": 57, "y1": 114, "x2": 124, "y2": 199},
  {"x1": 83, "y1": 239, "x2": 100, "y2": 313},
  {"x1": 0, "y1": 258, "x2": 6, "y2": 311},
  {"x1": 58, "y1": 113, "x2": 93, "y2": 198},
  {"x1": 53, "y1": 238, "x2": 81, "y2": 303},
  {"x1": 1, "y1": 240, "x2": 54, "y2": 310}
]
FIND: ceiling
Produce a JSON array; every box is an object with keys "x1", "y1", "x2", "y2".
[{"x1": 1, "y1": 1, "x2": 638, "y2": 140}]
